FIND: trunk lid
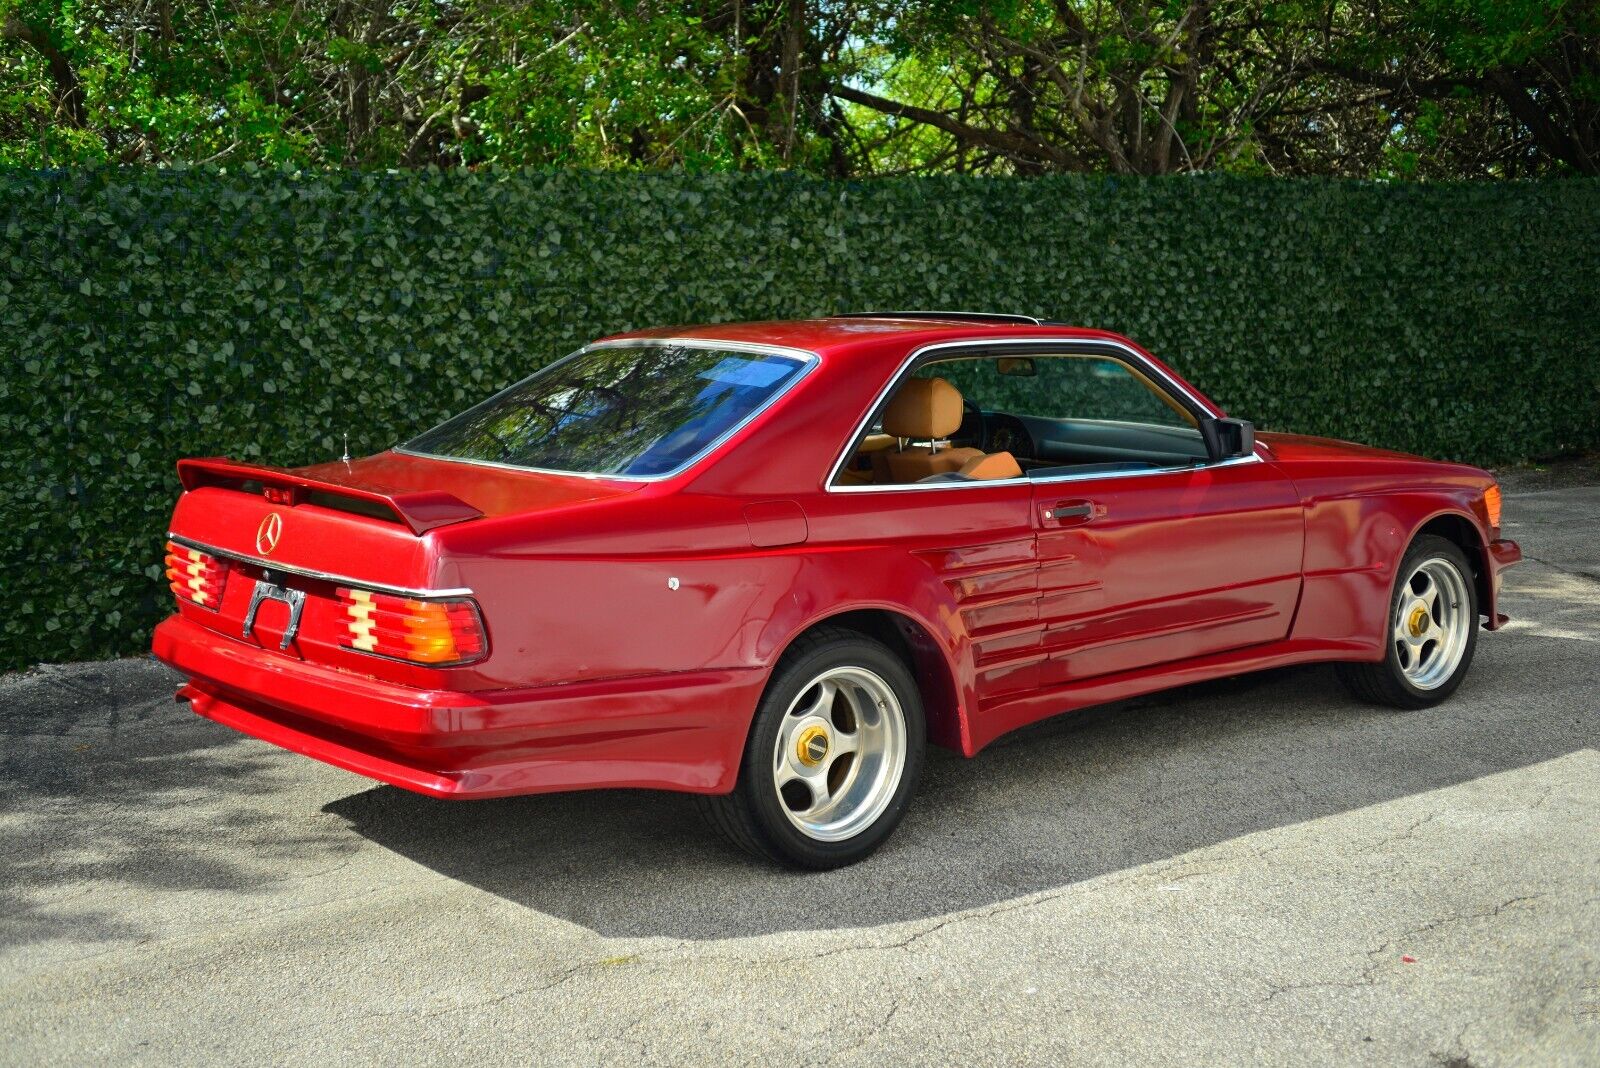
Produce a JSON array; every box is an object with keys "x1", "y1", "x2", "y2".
[{"x1": 165, "y1": 451, "x2": 637, "y2": 679}]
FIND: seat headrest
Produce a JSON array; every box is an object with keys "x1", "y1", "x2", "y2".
[{"x1": 883, "y1": 377, "x2": 963, "y2": 440}]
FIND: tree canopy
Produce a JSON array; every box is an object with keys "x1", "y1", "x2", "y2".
[{"x1": 3, "y1": 0, "x2": 1596, "y2": 176}]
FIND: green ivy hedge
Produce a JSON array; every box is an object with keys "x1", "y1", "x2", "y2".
[{"x1": 3, "y1": 168, "x2": 1598, "y2": 669}]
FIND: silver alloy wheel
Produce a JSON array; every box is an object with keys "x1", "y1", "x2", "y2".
[
  {"x1": 772, "y1": 666, "x2": 907, "y2": 842},
  {"x1": 1392, "y1": 556, "x2": 1472, "y2": 690}
]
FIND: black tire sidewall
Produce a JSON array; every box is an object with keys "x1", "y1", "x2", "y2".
[
  {"x1": 1383, "y1": 535, "x2": 1479, "y2": 702},
  {"x1": 739, "y1": 636, "x2": 926, "y2": 869}
]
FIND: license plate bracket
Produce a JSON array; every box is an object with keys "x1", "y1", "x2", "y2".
[{"x1": 243, "y1": 576, "x2": 307, "y2": 651}]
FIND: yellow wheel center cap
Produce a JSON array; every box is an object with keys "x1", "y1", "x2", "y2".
[
  {"x1": 796, "y1": 725, "x2": 830, "y2": 767},
  {"x1": 1408, "y1": 604, "x2": 1430, "y2": 637}
]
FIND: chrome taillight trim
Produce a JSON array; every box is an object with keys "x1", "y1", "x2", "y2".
[{"x1": 166, "y1": 534, "x2": 475, "y2": 600}]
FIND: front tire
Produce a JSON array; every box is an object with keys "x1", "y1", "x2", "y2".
[
  {"x1": 699, "y1": 626, "x2": 925, "y2": 870},
  {"x1": 1337, "y1": 534, "x2": 1479, "y2": 709}
]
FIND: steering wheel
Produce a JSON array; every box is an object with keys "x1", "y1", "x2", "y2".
[
  {"x1": 985, "y1": 414, "x2": 1033, "y2": 459},
  {"x1": 957, "y1": 399, "x2": 988, "y2": 451}
]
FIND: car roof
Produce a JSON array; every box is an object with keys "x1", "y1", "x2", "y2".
[
  {"x1": 599, "y1": 314, "x2": 1134, "y2": 364},
  {"x1": 587, "y1": 313, "x2": 1223, "y2": 492}
]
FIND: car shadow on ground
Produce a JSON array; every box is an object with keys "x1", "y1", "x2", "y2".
[{"x1": 324, "y1": 617, "x2": 1598, "y2": 940}]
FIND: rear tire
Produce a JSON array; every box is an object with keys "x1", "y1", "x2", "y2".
[
  {"x1": 1337, "y1": 534, "x2": 1479, "y2": 709},
  {"x1": 698, "y1": 626, "x2": 925, "y2": 870}
]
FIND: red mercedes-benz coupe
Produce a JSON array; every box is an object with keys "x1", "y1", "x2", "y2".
[{"x1": 153, "y1": 312, "x2": 1520, "y2": 868}]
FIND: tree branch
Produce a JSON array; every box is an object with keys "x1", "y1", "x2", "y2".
[
  {"x1": 1486, "y1": 68, "x2": 1597, "y2": 174},
  {"x1": 3, "y1": 15, "x2": 86, "y2": 126},
  {"x1": 829, "y1": 83, "x2": 1073, "y2": 167}
]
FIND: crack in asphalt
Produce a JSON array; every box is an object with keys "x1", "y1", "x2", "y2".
[
  {"x1": 537, "y1": 848, "x2": 1281, "y2": 981},
  {"x1": 813, "y1": 997, "x2": 902, "y2": 1067},
  {"x1": 541, "y1": 795, "x2": 1573, "y2": 985},
  {"x1": 1522, "y1": 554, "x2": 1600, "y2": 584},
  {"x1": 311, "y1": 955, "x2": 625, "y2": 1030},
  {"x1": 1260, "y1": 976, "x2": 1376, "y2": 1005},
  {"x1": 1252, "y1": 893, "x2": 1552, "y2": 1008},
  {"x1": 1362, "y1": 895, "x2": 1548, "y2": 974}
]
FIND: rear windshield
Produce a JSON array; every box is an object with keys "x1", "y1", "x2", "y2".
[{"x1": 402, "y1": 343, "x2": 810, "y2": 478}]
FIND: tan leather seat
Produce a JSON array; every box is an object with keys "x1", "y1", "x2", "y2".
[
  {"x1": 872, "y1": 377, "x2": 1025, "y2": 484},
  {"x1": 957, "y1": 451, "x2": 1022, "y2": 480},
  {"x1": 877, "y1": 377, "x2": 985, "y2": 483},
  {"x1": 836, "y1": 433, "x2": 897, "y2": 484}
]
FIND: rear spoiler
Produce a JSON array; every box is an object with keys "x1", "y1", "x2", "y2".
[{"x1": 177, "y1": 457, "x2": 483, "y2": 535}]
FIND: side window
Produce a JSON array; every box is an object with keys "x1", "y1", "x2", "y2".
[
  {"x1": 835, "y1": 350, "x2": 1209, "y2": 488},
  {"x1": 913, "y1": 359, "x2": 990, "y2": 402},
  {"x1": 1030, "y1": 356, "x2": 1194, "y2": 428},
  {"x1": 923, "y1": 355, "x2": 1194, "y2": 428},
  {"x1": 919, "y1": 352, "x2": 1206, "y2": 473}
]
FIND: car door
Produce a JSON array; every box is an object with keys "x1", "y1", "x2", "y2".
[
  {"x1": 1033, "y1": 460, "x2": 1304, "y2": 686},
  {"x1": 1019, "y1": 351, "x2": 1305, "y2": 685}
]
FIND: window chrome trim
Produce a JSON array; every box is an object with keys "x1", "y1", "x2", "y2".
[
  {"x1": 833, "y1": 310, "x2": 1044, "y2": 325},
  {"x1": 394, "y1": 337, "x2": 821, "y2": 484},
  {"x1": 167, "y1": 534, "x2": 476, "y2": 599},
  {"x1": 824, "y1": 337, "x2": 1262, "y2": 494}
]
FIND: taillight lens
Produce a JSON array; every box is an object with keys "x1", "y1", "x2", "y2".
[
  {"x1": 335, "y1": 587, "x2": 487, "y2": 666},
  {"x1": 165, "y1": 541, "x2": 229, "y2": 609},
  {"x1": 1484, "y1": 484, "x2": 1502, "y2": 530}
]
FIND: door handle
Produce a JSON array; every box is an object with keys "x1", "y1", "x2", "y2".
[{"x1": 1042, "y1": 500, "x2": 1095, "y2": 525}]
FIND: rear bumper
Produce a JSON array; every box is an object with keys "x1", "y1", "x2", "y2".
[
  {"x1": 1484, "y1": 537, "x2": 1522, "y2": 629},
  {"x1": 152, "y1": 615, "x2": 765, "y2": 798}
]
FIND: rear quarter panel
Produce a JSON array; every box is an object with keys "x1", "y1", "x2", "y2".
[{"x1": 430, "y1": 486, "x2": 974, "y2": 752}]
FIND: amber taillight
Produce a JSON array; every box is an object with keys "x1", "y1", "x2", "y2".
[
  {"x1": 165, "y1": 541, "x2": 229, "y2": 610},
  {"x1": 335, "y1": 587, "x2": 487, "y2": 666}
]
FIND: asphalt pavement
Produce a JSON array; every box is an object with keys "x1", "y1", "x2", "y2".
[{"x1": 2, "y1": 484, "x2": 1597, "y2": 1067}]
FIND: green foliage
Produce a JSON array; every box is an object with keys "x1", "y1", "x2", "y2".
[
  {"x1": 0, "y1": 1, "x2": 842, "y2": 171},
  {"x1": 858, "y1": 0, "x2": 1600, "y2": 178},
  {"x1": 6, "y1": 1, "x2": 1595, "y2": 178},
  {"x1": 2, "y1": 168, "x2": 1597, "y2": 670}
]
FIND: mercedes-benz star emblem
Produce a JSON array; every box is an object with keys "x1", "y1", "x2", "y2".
[{"x1": 256, "y1": 512, "x2": 283, "y2": 555}]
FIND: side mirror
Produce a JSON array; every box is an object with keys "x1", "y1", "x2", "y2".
[{"x1": 1199, "y1": 416, "x2": 1255, "y2": 462}]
